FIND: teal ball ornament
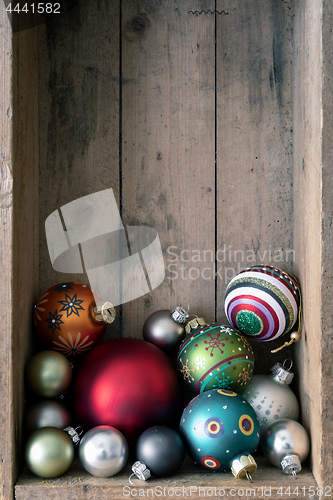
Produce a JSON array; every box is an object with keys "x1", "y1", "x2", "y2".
[
  {"x1": 177, "y1": 320, "x2": 254, "y2": 394},
  {"x1": 179, "y1": 389, "x2": 260, "y2": 479},
  {"x1": 224, "y1": 265, "x2": 300, "y2": 342}
]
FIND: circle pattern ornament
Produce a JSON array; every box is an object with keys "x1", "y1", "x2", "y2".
[
  {"x1": 224, "y1": 265, "x2": 300, "y2": 342},
  {"x1": 204, "y1": 417, "x2": 224, "y2": 438},
  {"x1": 239, "y1": 415, "x2": 255, "y2": 436},
  {"x1": 200, "y1": 456, "x2": 221, "y2": 469},
  {"x1": 177, "y1": 324, "x2": 254, "y2": 394},
  {"x1": 180, "y1": 389, "x2": 260, "y2": 473}
]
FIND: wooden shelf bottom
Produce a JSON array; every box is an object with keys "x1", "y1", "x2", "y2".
[{"x1": 15, "y1": 456, "x2": 317, "y2": 500}]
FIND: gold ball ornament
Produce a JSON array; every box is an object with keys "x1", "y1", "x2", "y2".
[
  {"x1": 25, "y1": 427, "x2": 74, "y2": 478},
  {"x1": 26, "y1": 350, "x2": 72, "y2": 398}
]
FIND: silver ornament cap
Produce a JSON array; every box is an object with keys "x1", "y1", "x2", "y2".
[
  {"x1": 131, "y1": 461, "x2": 152, "y2": 481},
  {"x1": 281, "y1": 454, "x2": 302, "y2": 476},
  {"x1": 271, "y1": 359, "x2": 294, "y2": 385},
  {"x1": 170, "y1": 304, "x2": 190, "y2": 324}
]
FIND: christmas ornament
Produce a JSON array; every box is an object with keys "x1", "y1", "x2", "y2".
[
  {"x1": 74, "y1": 338, "x2": 183, "y2": 444},
  {"x1": 26, "y1": 350, "x2": 72, "y2": 398},
  {"x1": 143, "y1": 304, "x2": 189, "y2": 353},
  {"x1": 177, "y1": 318, "x2": 254, "y2": 394},
  {"x1": 261, "y1": 419, "x2": 310, "y2": 476},
  {"x1": 132, "y1": 425, "x2": 185, "y2": 479},
  {"x1": 33, "y1": 282, "x2": 115, "y2": 357},
  {"x1": 25, "y1": 427, "x2": 74, "y2": 478},
  {"x1": 25, "y1": 400, "x2": 71, "y2": 435},
  {"x1": 79, "y1": 425, "x2": 128, "y2": 477},
  {"x1": 180, "y1": 389, "x2": 260, "y2": 480},
  {"x1": 241, "y1": 359, "x2": 300, "y2": 431},
  {"x1": 224, "y1": 266, "x2": 301, "y2": 347}
]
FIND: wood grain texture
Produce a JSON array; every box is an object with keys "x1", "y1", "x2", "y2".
[
  {"x1": 0, "y1": 5, "x2": 15, "y2": 498},
  {"x1": 38, "y1": 0, "x2": 120, "y2": 338},
  {"x1": 12, "y1": 22, "x2": 40, "y2": 494},
  {"x1": 215, "y1": 0, "x2": 295, "y2": 368},
  {"x1": 293, "y1": 0, "x2": 323, "y2": 487},
  {"x1": 321, "y1": 0, "x2": 333, "y2": 488},
  {"x1": 121, "y1": 0, "x2": 216, "y2": 337},
  {"x1": 15, "y1": 456, "x2": 317, "y2": 500}
]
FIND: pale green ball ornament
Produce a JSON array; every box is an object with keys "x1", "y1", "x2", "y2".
[
  {"x1": 26, "y1": 350, "x2": 72, "y2": 397},
  {"x1": 25, "y1": 427, "x2": 74, "y2": 478}
]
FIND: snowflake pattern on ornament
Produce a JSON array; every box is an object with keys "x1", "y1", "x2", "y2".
[
  {"x1": 237, "y1": 364, "x2": 253, "y2": 386},
  {"x1": 212, "y1": 372, "x2": 233, "y2": 390},
  {"x1": 45, "y1": 309, "x2": 64, "y2": 333},
  {"x1": 33, "y1": 291, "x2": 49, "y2": 326},
  {"x1": 204, "y1": 333, "x2": 228, "y2": 357},
  {"x1": 55, "y1": 283, "x2": 73, "y2": 293},
  {"x1": 53, "y1": 332, "x2": 94, "y2": 357},
  {"x1": 196, "y1": 356, "x2": 206, "y2": 370},
  {"x1": 59, "y1": 293, "x2": 84, "y2": 317},
  {"x1": 179, "y1": 357, "x2": 195, "y2": 383}
]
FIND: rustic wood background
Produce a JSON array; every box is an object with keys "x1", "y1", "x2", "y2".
[{"x1": 1, "y1": 0, "x2": 333, "y2": 497}]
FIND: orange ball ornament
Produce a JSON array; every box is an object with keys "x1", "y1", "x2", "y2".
[{"x1": 33, "y1": 282, "x2": 115, "y2": 358}]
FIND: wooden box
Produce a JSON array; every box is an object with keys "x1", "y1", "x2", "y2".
[{"x1": 1, "y1": 0, "x2": 332, "y2": 498}]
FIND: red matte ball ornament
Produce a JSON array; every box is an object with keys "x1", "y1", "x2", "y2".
[
  {"x1": 33, "y1": 282, "x2": 115, "y2": 358},
  {"x1": 74, "y1": 338, "x2": 183, "y2": 445}
]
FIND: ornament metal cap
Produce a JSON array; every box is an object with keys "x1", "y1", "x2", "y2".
[
  {"x1": 185, "y1": 317, "x2": 206, "y2": 334},
  {"x1": 281, "y1": 453, "x2": 302, "y2": 477},
  {"x1": 63, "y1": 426, "x2": 83, "y2": 446},
  {"x1": 171, "y1": 304, "x2": 190, "y2": 324},
  {"x1": 271, "y1": 359, "x2": 294, "y2": 385},
  {"x1": 131, "y1": 461, "x2": 152, "y2": 481},
  {"x1": 93, "y1": 302, "x2": 116, "y2": 324},
  {"x1": 231, "y1": 454, "x2": 257, "y2": 481}
]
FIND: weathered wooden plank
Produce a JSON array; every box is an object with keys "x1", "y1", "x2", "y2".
[
  {"x1": 38, "y1": 0, "x2": 120, "y2": 337},
  {"x1": 215, "y1": 0, "x2": 295, "y2": 368},
  {"x1": 320, "y1": 0, "x2": 333, "y2": 488},
  {"x1": 0, "y1": 5, "x2": 39, "y2": 499},
  {"x1": 293, "y1": 0, "x2": 333, "y2": 488},
  {"x1": 0, "y1": 5, "x2": 15, "y2": 498},
  {"x1": 121, "y1": 0, "x2": 216, "y2": 337},
  {"x1": 15, "y1": 456, "x2": 317, "y2": 500}
]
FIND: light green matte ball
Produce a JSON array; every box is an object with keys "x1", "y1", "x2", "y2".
[
  {"x1": 26, "y1": 350, "x2": 72, "y2": 397},
  {"x1": 25, "y1": 427, "x2": 74, "y2": 478}
]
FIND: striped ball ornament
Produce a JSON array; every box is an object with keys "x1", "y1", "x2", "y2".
[{"x1": 224, "y1": 266, "x2": 300, "y2": 342}]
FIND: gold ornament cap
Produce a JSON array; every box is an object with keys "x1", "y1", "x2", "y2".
[
  {"x1": 231, "y1": 454, "x2": 257, "y2": 481},
  {"x1": 93, "y1": 302, "x2": 116, "y2": 324},
  {"x1": 185, "y1": 317, "x2": 206, "y2": 334}
]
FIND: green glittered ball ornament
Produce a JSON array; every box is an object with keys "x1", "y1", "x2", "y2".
[
  {"x1": 177, "y1": 318, "x2": 254, "y2": 394},
  {"x1": 180, "y1": 389, "x2": 260, "y2": 479}
]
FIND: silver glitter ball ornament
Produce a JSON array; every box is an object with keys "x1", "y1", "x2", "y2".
[
  {"x1": 79, "y1": 425, "x2": 128, "y2": 477},
  {"x1": 261, "y1": 419, "x2": 310, "y2": 476},
  {"x1": 241, "y1": 360, "x2": 299, "y2": 431}
]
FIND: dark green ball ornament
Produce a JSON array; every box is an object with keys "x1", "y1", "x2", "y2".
[
  {"x1": 177, "y1": 319, "x2": 254, "y2": 394},
  {"x1": 179, "y1": 389, "x2": 260, "y2": 480}
]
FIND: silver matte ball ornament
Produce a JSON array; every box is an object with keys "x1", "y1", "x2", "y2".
[
  {"x1": 79, "y1": 425, "x2": 129, "y2": 477},
  {"x1": 143, "y1": 305, "x2": 189, "y2": 352},
  {"x1": 241, "y1": 359, "x2": 300, "y2": 431},
  {"x1": 25, "y1": 400, "x2": 71, "y2": 435},
  {"x1": 261, "y1": 419, "x2": 310, "y2": 476}
]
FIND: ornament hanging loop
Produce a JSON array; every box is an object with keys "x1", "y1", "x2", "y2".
[
  {"x1": 271, "y1": 272, "x2": 302, "y2": 354},
  {"x1": 283, "y1": 358, "x2": 293, "y2": 371}
]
